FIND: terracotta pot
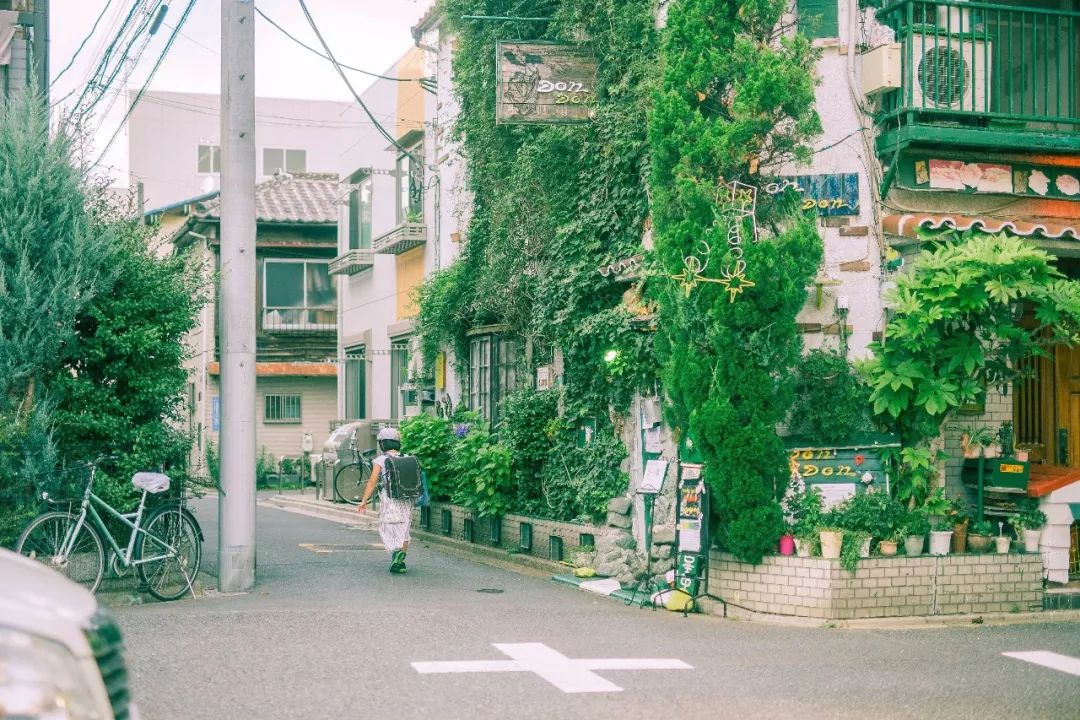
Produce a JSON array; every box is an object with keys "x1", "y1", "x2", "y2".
[
  {"x1": 930, "y1": 530, "x2": 953, "y2": 556},
  {"x1": 967, "y1": 534, "x2": 992, "y2": 553},
  {"x1": 904, "y1": 534, "x2": 925, "y2": 556},
  {"x1": 819, "y1": 530, "x2": 843, "y2": 559},
  {"x1": 779, "y1": 534, "x2": 795, "y2": 556},
  {"x1": 1023, "y1": 528, "x2": 1042, "y2": 553},
  {"x1": 879, "y1": 540, "x2": 898, "y2": 556},
  {"x1": 951, "y1": 522, "x2": 968, "y2": 553},
  {"x1": 995, "y1": 536, "x2": 1011, "y2": 554}
]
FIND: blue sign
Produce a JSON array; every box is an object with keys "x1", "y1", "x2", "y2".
[
  {"x1": 764, "y1": 173, "x2": 860, "y2": 216},
  {"x1": 212, "y1": 396, "x2": 220, "y2": 431}
]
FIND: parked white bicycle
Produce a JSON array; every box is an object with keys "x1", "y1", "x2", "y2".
[{"x1": 15, "y1": 455, "x2": 203, "y2": 601}]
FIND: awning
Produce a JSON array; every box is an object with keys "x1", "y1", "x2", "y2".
[{"x1": 883, "y1": 213, "x2": 1080, "y2": 242}]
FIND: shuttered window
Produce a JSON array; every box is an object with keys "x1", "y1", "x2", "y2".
[{"x1": 797, "y1": 0, "x2": 839, "y2": 38}]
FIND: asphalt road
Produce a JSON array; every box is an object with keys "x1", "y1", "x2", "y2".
[{"x1": 111, "y1": 496, "x2": 1080, "y2": 720}]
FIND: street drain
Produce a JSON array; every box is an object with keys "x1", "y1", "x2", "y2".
[{"x1": 476, "y1": 588, "x2": 504, "y2": 594}]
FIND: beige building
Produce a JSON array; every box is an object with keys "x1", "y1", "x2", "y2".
[{"x1": 155, "y1": 173, "x2": 340, "y2": 475}]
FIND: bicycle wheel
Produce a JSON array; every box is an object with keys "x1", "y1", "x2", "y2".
[
  {"x1": 333, "y1": 460, "x2": 369, "y2": 505},
  {"x1": 136, "y1": 506, "x2": 201, "y2": 601},
  {"x1": 16, "y1": 511, "x2": 105, "y2": 593}
]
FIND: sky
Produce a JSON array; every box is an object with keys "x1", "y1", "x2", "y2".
[{"x1": 48, "y1": 0, "x2": 435, "y2": 186}]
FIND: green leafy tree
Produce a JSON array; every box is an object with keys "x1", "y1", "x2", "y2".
[
  {"x1": 0, "y1": 92, "x2": 116, "y2": 543},
  {"x1": 864, "y1": 232, "x2": 1080, "y2": 504},
  {"x1": 649, "y1": 0, "x2": 823, "y2": 563}
]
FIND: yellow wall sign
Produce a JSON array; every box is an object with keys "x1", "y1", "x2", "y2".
[
  {"x1": 434, "y1": 352, "x2": 446, "y2": 391},
  {"x1": 999, "y1": 463, "x2": 1024, "y2": 474}
]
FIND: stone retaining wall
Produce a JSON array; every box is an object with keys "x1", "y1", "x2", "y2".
[{"x1": 710, "y1": 552, "x2": 1045, "y2": 619}]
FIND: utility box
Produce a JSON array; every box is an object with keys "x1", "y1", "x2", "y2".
[{"x1": 860, "y1": 43, "x2": 902, "y2": 97}]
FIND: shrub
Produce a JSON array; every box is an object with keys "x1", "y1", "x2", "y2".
[{"x1": 787, "y1": 349, "x2": 873, "y2": 443}]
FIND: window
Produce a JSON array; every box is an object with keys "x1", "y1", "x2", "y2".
[
  {"x1": 390, "y1": 343, "x2": 410, "y2": 419},
  {"x1": 344, "y1": 346, "x2": 366, "y2": 420},
  {"x1": 796, "y1": 0, "x2": 839, "y2": 39},
  {"x1": 348, "y1": 174, "x2": 373, "y2": 250},
  {"x1": 262, "y1": 260, "x2": 335, "y2": 330},
  {"x1": 263, "y1": 147, "x2": 307, "y2": 175},
  {"x1": 197, "y1": 144, "x2": 221, "y2": 173},
  {"x1": 467, "y1": 334, "x2": 520, "y2": 426},
  {"x1": 265, "y1": 394, "x2": 302, "y2": 423},
  {"x1": 396, "y1": 144, "x2": 424, "y2": 223}
]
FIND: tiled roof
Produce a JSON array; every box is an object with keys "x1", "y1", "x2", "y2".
[
  {"x1": 198, "y1": 172, "x2": 339, "y2": 224},
  {"x1": 884, "y1": 213, "x2": 1080, "y2": 242}
]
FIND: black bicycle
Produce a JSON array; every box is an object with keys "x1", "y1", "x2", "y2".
[{"x1": 333, "y1": 448, "x2": 376, "y2": 505}]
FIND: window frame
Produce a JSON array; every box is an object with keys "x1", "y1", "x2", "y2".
[
  {"x1": 264, "y1": 394, "x2": 302, "y2": 424},
  {"x1": 197, "y1": 144, "x2": 221, "y2": 174},
  {"x1": 467, "y1": 331, "x2": 520, "y2": 427},
  {"x1": 344, "y1": 345, "x2": 367, "y2": 420},
  {"x1": 395, "y1": 142, "x2": 424, "y2": 224},
  {"x1": 390, "y1": 341, "x2": 411, "y2": 420},
  {"x1": 262, "y1": 147, "x2": 308, "y2": 176},
  {"x1": 348, "y1": 173, "x2": 373, "y2": 250},
  {"x1": 261, "y1": 258, "x2": 335, "y2": 331}
]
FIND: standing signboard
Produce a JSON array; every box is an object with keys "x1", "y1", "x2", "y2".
[
  {"x1": 495, "y1": 41, "x2": 598, "y2": 125},
  {"x1": 675, "y1": 461, "x2": 708, "y2": 598}
]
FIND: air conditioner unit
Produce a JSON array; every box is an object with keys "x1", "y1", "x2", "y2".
[{"x1": 908, "y1": 33, "x2": 991, "y2": 113}]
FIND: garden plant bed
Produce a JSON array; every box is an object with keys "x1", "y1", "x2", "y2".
[{"x1": 711, "y1": 552, "x2": 1044, "y2": 620}]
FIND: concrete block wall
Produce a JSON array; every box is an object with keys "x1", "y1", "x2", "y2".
[
  {"x1": 710, "y1": 551, "x2": 1044, "y2": 620},
  {"x1": 415, "y1": 501, "x2": 602, "y2": 562}
]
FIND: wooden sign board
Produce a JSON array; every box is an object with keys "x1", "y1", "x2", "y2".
[
  {"x1": 786, "y1": 437, "x2": 899, "y2": 500},
  {"x1": 496, "y1": 41, "x2": 597, "y2": 125}
]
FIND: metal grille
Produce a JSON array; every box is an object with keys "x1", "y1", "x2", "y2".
[
  {"x1": 85, "y1": 610, "x2": 131, "y2": 720},
  {"x1": 264, "y1": 394, "x2": 302, "y2": 423},
  {"x1": 1014, "y1": 353, "x2": 1043, "y2": 448},
  {"x1": 918, "y1": 47, "x2": 969, "y2": 107}
]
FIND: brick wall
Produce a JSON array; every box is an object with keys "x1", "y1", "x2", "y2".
[
  {"x1": 413, "y1": 501, "x2": 602, "y2": 562},
  {"x1": 710, "y1": 551, "x2": 1044, "y2": 620}
]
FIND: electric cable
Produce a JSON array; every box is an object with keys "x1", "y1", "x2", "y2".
[
  {"x1": 296, "y1": 0, "x2": 420, "y2": 160},
  {"x1": 51, "y1": 0, "x2": 119, "y2": 87},
  {"x1": 92, "y1": 0, "x2": 199, "y2": 168},
  {"x1": 257, "y1": 5, "x2": 434, "y2": 90},
  {"x1": 53, "y1": 0, "x2": 147, "y2": 112}
]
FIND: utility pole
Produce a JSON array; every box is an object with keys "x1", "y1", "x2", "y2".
[{"x1": 218, "y1": 0, "x2": 256, "y2": 592}]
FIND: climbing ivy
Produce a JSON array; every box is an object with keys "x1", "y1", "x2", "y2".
[
  {"x1": 415, "y1": 0, "x2": 660, "y2": 518},
  {"x1": 648, "y1": 0, "x2": 823, "y2": 563}
]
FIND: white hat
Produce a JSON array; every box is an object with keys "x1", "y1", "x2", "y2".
[{"x1": 377, "y1": 427, "x2": 400, "y2": 442}]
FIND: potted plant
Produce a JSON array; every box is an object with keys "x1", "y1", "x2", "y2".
[
  {"x1": 779, "y1": 529, "x2": 795, "y2": 556},
  {"x1": 879, "y1": 527, "x2": 901, "y2": 556},
  {"x1": 967, "y1": 519, "x2": 993, "y2": 553},
  {"x1": 948, "y1": 496, "x2": 970, "y2": 553},
  {"x1": 998, "y1": 421, "x2": 1015, "y2": 457},
  {"x1": 1015, "y1": 445, "x2": 1031, "y2": 462},
  {"x1": 924, "y1": 489, "x2": 953, "y2": 555},
  {"x1": 995, "y1": 520, "x2": 1011, "y2": 554},
  {"x1": 904, "y1": 512, "x2": 929, "y2": 556},
  {"x1": 818, "y1": 507, "x2": 845, "y2": 559},
  {"x1": 1010, "y1": 505, "x2": 1047, "y2": 553},
  {"x1": 789, "y1": 487, "x2": 823, "y2": 558},
  {"x1": 959, "y1": 425, "x2": 993, "y2": 459}
]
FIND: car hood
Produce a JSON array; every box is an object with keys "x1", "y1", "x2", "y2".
[{"x1": 0, "y1": 547, "x2": 97, "y2": 626}]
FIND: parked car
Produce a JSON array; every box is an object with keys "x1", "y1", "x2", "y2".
[{"x1": 0, "y1": 547, "x2": 138, "y2": 719}]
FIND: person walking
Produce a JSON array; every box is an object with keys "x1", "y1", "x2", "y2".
[{"x1": 358, "y1": 427, "x2": 413, "y2": 573}]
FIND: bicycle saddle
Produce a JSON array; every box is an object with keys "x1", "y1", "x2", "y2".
[{"x1": 132, "y1": 472, "x2": 171, "y2": 493}]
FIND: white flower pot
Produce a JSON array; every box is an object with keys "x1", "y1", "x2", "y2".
[
  {"x1": 1023, "y1": 528, "x2": 1042, "y2": 553},
  {"x1": 995, "y1": 536, "x2": 1011, "y2": 554},
  {"x1": 929, "y1": 530, "x2": 953, "y2": 556},
  {"x1": 859, "y1": 536, "x2": 872, "y2": 558}
]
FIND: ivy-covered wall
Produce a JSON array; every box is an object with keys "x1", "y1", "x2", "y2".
[
  {"x1": 414, "y1": 1, "x2": 825, "y2": 555},
  {"x1": 414, "y1": 0, "x2": 660, "y2": 523}
]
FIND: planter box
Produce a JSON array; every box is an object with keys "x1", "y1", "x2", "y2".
[{"x1": 710, "y1": 552, "x2": 1044, "y2": 620}]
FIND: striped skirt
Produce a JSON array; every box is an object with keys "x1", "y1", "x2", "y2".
[{"x1": 378, "y1": 490, "x2": 414, "y2": 555}]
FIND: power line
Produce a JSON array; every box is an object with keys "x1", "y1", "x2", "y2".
[
  {"x1": 51, "y1": 0, "x2": 119, "y2": 87},
  {"x1": 295, "y1": 0, "x2": 418, "y2": 160},
  {"x1": 53, "y1": 0, "x2": 148, "y2": 112},
  {"x1": 257, "y1": 6, "x2": 434, "y2": 90},
  {"x1": 92, "y1": 0, "x2": 200, "y2": 168}
]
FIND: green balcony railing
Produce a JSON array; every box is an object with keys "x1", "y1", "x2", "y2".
[{"x1": 878, "y1": 0, "x2": 1079, "y2": 131}]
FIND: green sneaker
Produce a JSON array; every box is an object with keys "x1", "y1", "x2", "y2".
[
  {"x1": 390, "y1": 550, "x2": 407, "y2": 574},
  {"x1": 389, "y1": 562, "x2": 407, "y2": 574}
]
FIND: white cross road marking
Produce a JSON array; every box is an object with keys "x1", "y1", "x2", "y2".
[
  {"x1": 412, "y1": 642, "x2": 693, "y2": 693},
  {"x1": 1003, "y1": 651, "x2": 1080, "y2": 677}
]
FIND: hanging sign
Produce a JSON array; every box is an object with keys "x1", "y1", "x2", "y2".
[
  {"x1": 762, "y1": 173, "x2": 860, "y2": 216},
  {"x1": 785, "y1": 434, "x2": 900, "y2": 504},
  {"x1": 496, "y1": 41, "x2": 598, "y2": 125}
]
